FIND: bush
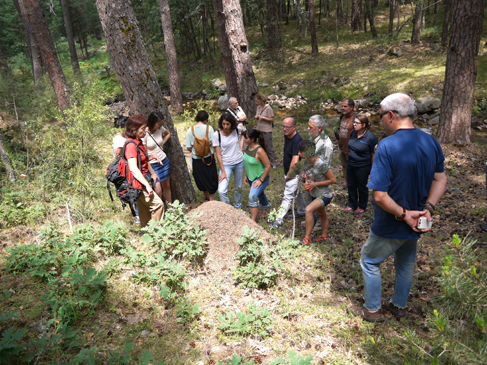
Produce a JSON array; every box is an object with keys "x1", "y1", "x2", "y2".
[{"x1": 218, "y1": 304, "x2": 272, "y2": 338}]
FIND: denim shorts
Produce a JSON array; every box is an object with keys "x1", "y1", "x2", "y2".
[
  {"x1": 315, "y1": 195, "x2": 333, "y2": 208},
  {"x1": 151, "y1": 158, "x2": 170, "y2": 182}
]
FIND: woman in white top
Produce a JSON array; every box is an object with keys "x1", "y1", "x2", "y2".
[
  {"x1": 214, "y1": 112, "x2": 245, "y2": 208},
  {"x1": 143, "y1": 111, "x2": 172, "y2": 203}
]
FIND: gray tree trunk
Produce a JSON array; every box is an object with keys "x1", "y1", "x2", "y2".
[
  {"x1": 60, "y1": 0, "x2": 80, "y2": 74},
  {"x1": 411, "y1": 1, "x2": 422, "y2": 45},
  {"x1": 212, "y1": 0, "x2": 258, "y2": 116},
  {"x1": 158, "y1": 0, "x2": 184, "y2": 114},
  {"x1": 95, "y1": 0, "x2": 196, "y2": 203},
  {"x1": 267, "y1": 0, "x2": 282, "y2": 48},
  {"x1": 309, "y1": 0, "x2": 318, "y2": 54},
  {"x1": 441, "y1": 0, "x2": 452, "y2": 47},
  {"x1": 21, "y1": 0, "x2": 71, "y2": 110},
  {"x1": 437, "y1": 0, "x2": 485, "y2": 144},
  {"x1": 0, "y1": 129, "x2": 15, "y2": 182}
]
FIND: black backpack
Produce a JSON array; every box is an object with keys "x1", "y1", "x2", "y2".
[{"x1": 106, "y1": 140, "x2": 147, "y2": 217}]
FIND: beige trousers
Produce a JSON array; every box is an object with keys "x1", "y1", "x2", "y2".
[{"x1": 137, "y1": 188, "x2": 164, "y2": 227}]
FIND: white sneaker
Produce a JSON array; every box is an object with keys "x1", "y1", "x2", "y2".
[{"x1": 134, "y1": 216, "x2": 140, "y2": 224}]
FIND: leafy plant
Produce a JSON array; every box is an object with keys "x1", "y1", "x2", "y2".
[
  {"x1": 218, "y1": 354, "x2": 255, "y2": 365},
  {"x1": 141, "y1": 200, "x2": 207, "y2": 263},
  {"x1": 175, "y1": 298, "x2": 200, "y2": 324},
  {"x1": 233, "y1": 227, "x2": 279, "y2": 289},
  {"x1": 271, "y1": 351, "x2": 313, "y2": 365},
  {"x1": 218, "y1": 304, "x2": 272, "y2": 338}
]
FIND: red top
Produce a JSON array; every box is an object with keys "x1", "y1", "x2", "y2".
[{"x1": 119, "y1": 138, "x2": 149, "y2": 190}]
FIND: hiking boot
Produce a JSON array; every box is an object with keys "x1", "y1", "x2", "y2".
[
  {"x1": 381, "y1": 298, "x2": 407, "y2": 317},
  {"x1": 350, "y1": 305, "x2": 385, "y2": 323}
]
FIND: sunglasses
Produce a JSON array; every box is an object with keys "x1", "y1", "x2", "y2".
[{"x1": 379, "y1": 110, "x2": 398, "y2": 118}]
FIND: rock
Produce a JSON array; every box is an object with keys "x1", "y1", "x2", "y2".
[
  {"x1": 218, "y1": 94, "x2": 229, "y2": 110},
  {"x1": 272, "y1": 85, "x2": 279, "y2": 92},
  {"x1": 369, "y1": 53, "x2": 378, "y2": 61},
  {"x1": 268, "y1": 94, "x2": 278, "y2": 101},
  {"x1": 415, "y1": 97, "x2": 441, "y2": 114},
  {"x1": 335, "y1": 104, "x2": 343, "y2": 112},
  {"x1": 433, "y1": 43, "x2": 441, "y2": 52},
  {"x1": 212, "y1": 78, "x2": 224, "y2": 88},
  {"x1": 388, "y1": 47, "x2": 404, "y2": 57},
  {"x1": 327, "y1": 99, "x2": 334, "y2": 104},
  {"x1": 182, "y1": 91, "x2": 195, "y2": 100},
  {"x1": 363, "y1": 86, "x2": 368, "y2": 91},
  {"x1": 218, "y1": 84, "x2": 227, "y2": 92},
  {"x1": 140, "y1": 330, "x2": 151, "y2": 338},
  {"x1": 99, "y1": 45, "x2": 107, "y2": 51},
  {"x1": 259, "y1": 82, "x2": 269, "y2": 87},
  {"x1": 202, "y1": 90, "x2": 207, "y2": 95},
  {"x1": 429, "y1": 116, "x2": 439, "y2": 125},
  {"x1": 354, "y1": 99, "x2": 367, "y2": 108}
]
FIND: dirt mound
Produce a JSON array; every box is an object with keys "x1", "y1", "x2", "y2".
[{"x1": 190, "y1": 201, "x2": 273, "y2": 271}]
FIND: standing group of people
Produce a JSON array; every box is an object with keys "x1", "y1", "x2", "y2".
[
  {"x1": 185, "y1": 93, "x2": 275, "y2": 222},
  {"x1": 112, "y1": 93, "x2": 447, "y2": 324}
]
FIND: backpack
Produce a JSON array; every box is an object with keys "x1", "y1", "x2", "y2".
[
  {"x1": 106, "y1": 140, "x2": 147, "y2": 217},
  {"x1": 192, "y1": 125, "x2": 212, "y2": 166}
]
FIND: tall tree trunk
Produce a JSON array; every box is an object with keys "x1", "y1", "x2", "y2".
[
  {"x1": 95, "y1": 0, "x2": 196, "y2": 203},
  {"x1": 0, "y1": 129, "x2": 15, "y2": 182},
  {"x1": 158, "y1": 0, "x2": 184, "y2": 114},
  {"x1": 437, "y1": 0, "x2": 485, "y2": 144},
  {"x1": 388, "y1": 0, "x2": 395, "y2": 35},
  {"x1": 365, "y1": 0, "x2": 378, "y2": 37},
  {"x1": 441, "y1": 0, "x2": 452, "y2": 47},
  {"x1": 337, "y1": 0, "x2": 344, "y2": 17},
  {"x1": 411, "y1": 1, "x2": 422, "y2": 45},
  {"x1": 0, "y1": 47, "x2": 9, "y2": 78},
  {"x1": 21, "y1": 0, "x2": 71, "y2": 111},
  {"x1": 351, "y1": 0, "x2": 362, "y2": 31},
  {"x1": 309, "y1": 0, "x2": 318, "y2": 54},
  {"x1": 212, "y1": 0, "x2": 258, "y2": 116},
  {"x1": 13, "y1": 0, "x2": 43, "y2": 83},
  {"x1": 267, "y1": 0, "x2": 282, "y2": 48},
  {"x1": 60, "y1": 0, "x2": 80, "y2": 74}
]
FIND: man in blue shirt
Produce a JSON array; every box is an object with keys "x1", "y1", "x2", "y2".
[
  {"x1": 351, "y1": 93, "x2": 447, "y2": 322},
  {"x1": 272, "y1": 117, "x2": 305, "y2": 229}
]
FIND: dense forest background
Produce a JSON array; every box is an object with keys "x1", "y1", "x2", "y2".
[{"x1": 0, "y1": 1, "x2": 487, "y2": 364}]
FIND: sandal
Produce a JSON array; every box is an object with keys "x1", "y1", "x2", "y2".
[
  {"x1": 260, "y1": 210, "x2": 269, "y2": 216},
  {"x1": 313, "y1": 235, "x2": 329, "y2": 242},
  {"x1": 300, "y1": 237, "x2": 312, "y2": 245}
]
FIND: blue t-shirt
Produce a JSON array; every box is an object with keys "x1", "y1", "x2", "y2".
[
  {"x1": 283, "y1": 132, "x2": 303, "y2": 175},
  {"x1": 367, "y1": 129, "x2": 445, "y2": 239},
  {"x1": 347, "y1": 130, "x2": 378, "y2": 168}
]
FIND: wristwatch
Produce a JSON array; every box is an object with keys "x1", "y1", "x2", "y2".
[{"x1": 395, "y1": 207, "x2": 406, "y2": 221}]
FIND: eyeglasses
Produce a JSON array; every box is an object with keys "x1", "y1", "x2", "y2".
[
  {"x1": 283, "y1": 125, "x2": 295, "y2": 129},
  {"x1": 379, "y1": 110, "x2": 398, "y2": 118},
  {"x1": 353, "y1": 122, "x2": 363, "y2": 125}
]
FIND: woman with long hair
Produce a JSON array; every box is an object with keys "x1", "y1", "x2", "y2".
[
  {"x1": 242, "y1": 128, "x2": 272, "y2": 222},
  {"x1": 214, "y1": 112, "x2": 245, "y2": 208},
  {"x1": 345, "y1": 114, "x2": 378, "y2": 214},
  {"x1": 143, "y1": 111, "x2": 172, "y2": 204},
  {"x1": 185, "y1": 110, "x2": 218, "y2": 201},
  {"x1": 123, "y1": 115, "x2": 164, "y2": 227}
]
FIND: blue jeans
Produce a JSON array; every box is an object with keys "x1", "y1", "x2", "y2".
[
  {"x1": 347, "y1": 164, "x2": 371, "y2": 210},
  {"x1": 360, "y1": 229, "x2": 418, "y2": 311},
  {"x1": 248, "y1": 175, "x2": 270, "y2": 208},
  {"x1": 218, "y1": 161, "x2": 245, "y2": 208}
]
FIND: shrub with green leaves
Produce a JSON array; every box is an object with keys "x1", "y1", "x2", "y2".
[
  {"x1": 425, "y1": 235, "x2": 487, "y2": 364},
  {"x1": 141, "y1": 200, "x2": 207, "y2": 263},
  {"x1": 233, "y1": 227, "x2": 279, "y2": 289},
  {"x1": 218, "y1": 304, "x2": 272, "y2": 338},
  {"x1": 271, "y1": 351, "x2": 313, "y2": 365},
  {"x1": 218, "y1": 354, "x2": 255, "y2": 365}
]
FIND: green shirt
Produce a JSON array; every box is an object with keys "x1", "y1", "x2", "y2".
[{"x1": 243, "y1": 145, "x2": 265, "y2": 181}]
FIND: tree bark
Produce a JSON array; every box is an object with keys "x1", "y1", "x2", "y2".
[
  {"x1": 212, "y1": 0, "x2": 258, "y2": 116},
  {"x1": 337, "y1": 0, "x2": 344, "y2": 17},
  {"x1": 351, "y1": 0, "x2": 362, "y2": 31},
  {"x1": 267, "y1": 0, "x2": 282, "y2": 48},
  {"x1": 411, "y1": 1, "x2": 423, "y2": 45},
  {"x1": 441, "y1": 0, "x2": 452, "y2": 47},
  {"x1": 21, "y1": 0, "x2": 71, "y2": 110},
  {"x1": 95, "y1": 0, "x2": 196, "y2": 203},
  {"x1": 0, "y1": 47, "x2": 9, "y2": 78},
  {"x1": 13, "y1": 0, "x2": 43, "y2": 84},
  {"x1": 437, "y1": 0, "x2": 485, "y2": 144},
  {"x1": 0, "y1": 129, "x2": 15, "y2": 182},
  {"x1": 158, "y1": 0, "x2": 184, "y2": 114},
  {"x1": 309, "y1": 0, "x2": 318, "y2": 54},
  {"x1": 60, "y1": 0, "x2": 80, "y2": 75},
  {"x1": 388, "y1": 0, "x2": 395, "y2": 35},
  {"x1": 365, "y1": 0, "x2": 378, "y2": 37}
]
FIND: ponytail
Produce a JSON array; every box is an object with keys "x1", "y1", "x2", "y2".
[{"x1": 244, "y1": 128, "x2": 267, "y2": 154}]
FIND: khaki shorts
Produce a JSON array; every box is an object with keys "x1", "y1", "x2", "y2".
[{"x1": 339, "y1": 151, "x2": 348, "y2": 166}]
